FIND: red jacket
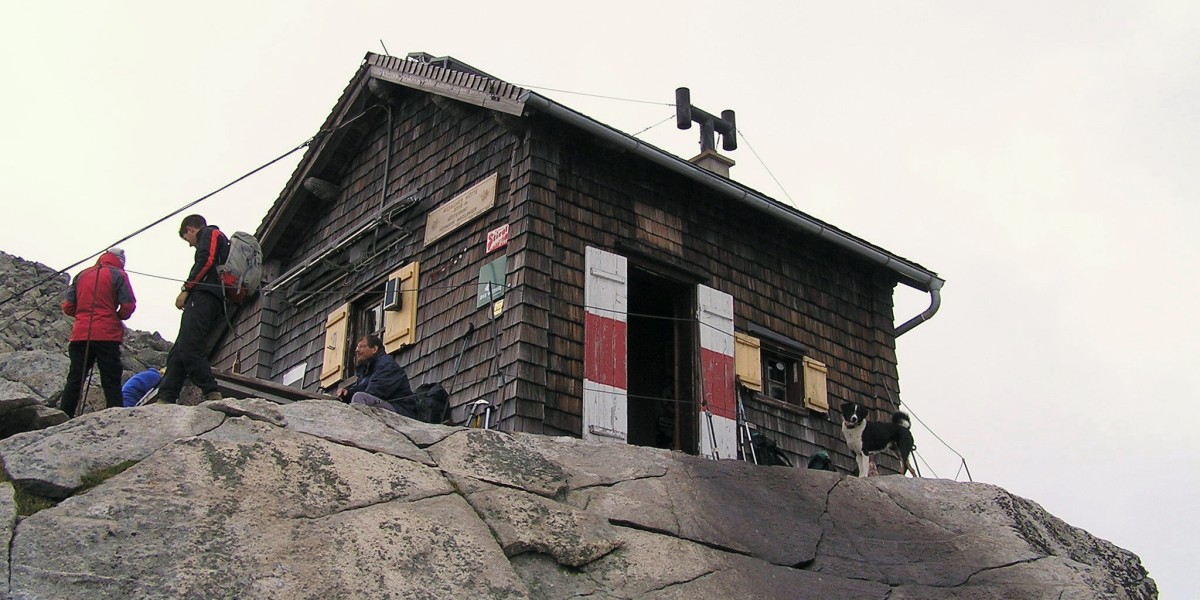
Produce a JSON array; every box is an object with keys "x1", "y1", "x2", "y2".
[{"x1": 62, "y1": 252, "x2": 136, "y2": 342}]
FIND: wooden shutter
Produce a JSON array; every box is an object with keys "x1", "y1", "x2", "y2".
[
  {"x1": 734, "y1": 333, "x2": 762, "y2": 392},
  {"x1": 802, "y1": 356, "x2": 829, "y2": 412},
  {"x1": 320, "y1": 303, "x2": 351, "y2": 388},
  {"x1": 697, "y1": 285, "x2": 736, "y2": 460},
  {"x1": 382, "y1": 262, "x2": 420, "y2": 353},
  {"x1": 582, "y1": 247, "x2": 628, "y2": 443}
]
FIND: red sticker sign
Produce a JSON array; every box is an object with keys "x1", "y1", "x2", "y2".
[{"x1": 487, "y1": 224, "x2": 510, "y2": 253}]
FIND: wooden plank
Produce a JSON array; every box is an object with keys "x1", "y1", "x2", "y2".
[{"x1": 368, "y1": 66, "x2": 525, "y2": 116}]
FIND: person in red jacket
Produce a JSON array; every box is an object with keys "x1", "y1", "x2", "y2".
[{"x1": 60, "y1": 247, "x2": 136, "y2": 417}]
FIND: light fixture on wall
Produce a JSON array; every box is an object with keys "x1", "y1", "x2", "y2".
[{"x1": 303, "y1": 177, "x2": 341, "y2": 202}]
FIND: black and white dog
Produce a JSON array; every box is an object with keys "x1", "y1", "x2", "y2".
[{"x1": 839, "y1": 402, "x2": 917, "y2": 477}]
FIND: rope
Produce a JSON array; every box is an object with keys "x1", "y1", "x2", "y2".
[
  {"x1": 736, "y1": 129, "x2": 797, "y2": 207},
  {"x1": 630, "y1": 114, "x2": 676, "y2": 137},
  {"x1": 514, "y1": 83, "x2": 675, "y2": 107},
  {"x1": 0, "y1": 139, "x2": 313, "y2": 312}
]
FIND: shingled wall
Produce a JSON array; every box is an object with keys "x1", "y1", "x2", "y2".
[
  {"x1": 522, "y1": 118, "x2": 906, "y2": 474},
  {"x1": 211, "y1": 61, "x2": 912, "y2": 473}
]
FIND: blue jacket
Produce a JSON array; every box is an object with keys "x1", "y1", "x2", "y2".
[
  {"x1": 122, "y1": 368, "x2": 163, "y2": 407},
  {"x1": 347, "y1": 351, "x2": 412, "y2": 404}
]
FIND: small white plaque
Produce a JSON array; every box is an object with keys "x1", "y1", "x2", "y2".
[{"x1": 425, "y1": 173, "x2": 498, "y2": 245}]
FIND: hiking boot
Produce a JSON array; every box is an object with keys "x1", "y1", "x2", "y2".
[{"x1": 203, "y1": 391, "x2": 223, "y2": 403}]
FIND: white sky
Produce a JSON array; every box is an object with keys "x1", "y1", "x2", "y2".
[{"x1": 3, "y1": 1, "x2": 1196, "y2": 596}]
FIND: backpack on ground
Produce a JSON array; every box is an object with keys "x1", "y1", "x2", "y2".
[
  {"x1": 409, "y1": 382, "x2": 450, "y2": 424},
  {"x1": 218, "y1": 231, "x2": 263, "y2": 304},
  {"x1": 750, "y1": 431, "x2": 793, "y2": 467}
]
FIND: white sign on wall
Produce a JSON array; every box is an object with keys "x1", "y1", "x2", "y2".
[{"x1": 424, "y1": 173, "x2": 498, "y2": 245}]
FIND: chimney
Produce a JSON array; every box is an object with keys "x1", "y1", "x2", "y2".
[
  {"x1": 689, "y1": 149, "x2": 736, "y2": 178},
  {"x1": 676, "y1": 87, "x2": 737, "y2": 178}
]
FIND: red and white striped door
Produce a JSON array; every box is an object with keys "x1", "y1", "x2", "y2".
[
  {"x1": 583, "y1": 247, "x2": 629, "y2": 443},
  {"x1": 697, "y1": 284, "x2": 736, "y2": 459}
]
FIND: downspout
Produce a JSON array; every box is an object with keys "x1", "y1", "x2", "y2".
[
  {"x1": 522, "y1": 93, "x2": 946, "y2": 335},
  {"x1": 894, "y1": 285, "x2": 941, "y2": 337}
]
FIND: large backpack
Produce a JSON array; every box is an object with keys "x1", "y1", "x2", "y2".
[
  {"x1": 409, "y1": 382, "x2": 450, "y2": 424},
  {"x1": 750, "y1": 431, "x2": 793, "y2": 467},
  {"x1": 217, "y1": 231, "x2": 263, "y2": 304}
]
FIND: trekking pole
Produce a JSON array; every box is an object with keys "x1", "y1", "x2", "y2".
[
  {"x1": 442, "y1": 323, "x2": 475, "y2": 424},
  {"x1": 77, "y1": 342, "x2": 94, "y2": 418},
  {"x1": 466, "y1": 399, "x2": 491, "y2": 429},
  {"x1": 736, "y1": 387, "x2": 757, "y2": 464},
  {"x1": 74, "y1": 265, "x2": 105, "y2": 418},
  {"x1": 699, "y1": 395, "x2": 720, "y2": 460}
]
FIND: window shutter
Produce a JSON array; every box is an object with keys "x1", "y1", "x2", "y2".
[
  {"x1": 583, "y1": 247, "x2": 629, "y2": 443},
  {"x1": 320, "y1": 303, "x2": 351, "y2": 388},
  {"x1": 734, "y1": 333, "x2": 762, "y2": 392},
  {"x1": 382, "y1": 262, "x2": 420, "y2": 353},
  {"x1": 697, "y1": 284, "x2": 736, "y2": 460},
  {"x1": 802, "y1": 356, "x2": 829, "y2": 412}
]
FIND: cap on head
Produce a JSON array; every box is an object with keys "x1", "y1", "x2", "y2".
[{"x1": 106, "y1": 247, "x2": 125, "y2": 265}]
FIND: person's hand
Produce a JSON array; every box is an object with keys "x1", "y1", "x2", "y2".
[
  {"x1": 336, "y1": 388, "x2": 349, "y2": 402},
  {"x1": 175, "y1": 291, "x2": 189, "y2": 310}
]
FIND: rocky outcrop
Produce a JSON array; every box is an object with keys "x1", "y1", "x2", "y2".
[{"x1": 0, "y1": 399, "x2": 1156, "y2": 599}]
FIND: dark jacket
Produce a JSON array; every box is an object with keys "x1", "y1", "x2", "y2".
[
  {"x1": 62, "y1": 252, "x2": 136, "y2": 342},
  {"x1": 347, "y1": 351, "x2": 413, "y2": 404},
  {"x1": 184, "y1": 225, "x2": 230, "y2": 297}
]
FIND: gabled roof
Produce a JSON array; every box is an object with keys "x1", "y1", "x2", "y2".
[{"x1": 257, "y1": 52, "x2": 943, "y2": 293}]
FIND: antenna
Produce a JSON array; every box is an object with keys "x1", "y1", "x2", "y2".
[{"x1": 675, "y1": 87, "x2": 736, "y2": 153}]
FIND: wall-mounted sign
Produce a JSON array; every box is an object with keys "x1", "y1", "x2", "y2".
[
  {"x1": 476, "y1": 256, "x2": 507, "y2": 308},
  {"x1": 425, "y1": 173, "x2": 498, "y2": 246},
  {"x1": 486, "y1": 223, "x2": 510, "y2": 253}
]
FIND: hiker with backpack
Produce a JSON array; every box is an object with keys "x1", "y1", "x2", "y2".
[
  {"x1": 337, "y1": 335, "x2": 415, "y2": 418},
  {"x1": 155, "y1": 214, "x2": 229, "y2": 404},
  {"x1": 60, "y1": 247, "x2": 137, "y2": 417}
]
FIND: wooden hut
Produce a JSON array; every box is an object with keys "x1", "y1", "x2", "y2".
[{"x1": 211, "y1": 51, "x2": 944, "y2": 475}]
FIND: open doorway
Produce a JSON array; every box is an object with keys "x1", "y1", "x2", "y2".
[{"x1": 626, "y1": 268, "x2": 696, "y2": 453}]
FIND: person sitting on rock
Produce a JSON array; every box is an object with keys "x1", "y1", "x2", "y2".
[
  {"x1": 121, "y1": 367, "x2": 164, "y2": 407},
  {"x1": 336, "y1": 335, "x2": 414, "y2": 417}
]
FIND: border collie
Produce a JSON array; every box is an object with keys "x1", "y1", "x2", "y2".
[{"x1": 839, "y1": 402, "x2": 917, "y2": 477}]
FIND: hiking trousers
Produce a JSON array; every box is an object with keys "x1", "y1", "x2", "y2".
[
  {"x1": 158, "y1": 291, "x2": 224, "y2": 402},
  {"x1": 350, "y1": 392, "x2": 417, "y2": 419},
  {"x1": 61, "y1": 340, "x2": 123, "y2": 417}
]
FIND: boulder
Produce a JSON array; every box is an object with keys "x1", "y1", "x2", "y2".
[
  {"x1": 0, "y1": 404, "x2": 225, "y2": 497},
  {"x1": 0, "y1": 351, "x2": 69, "y2": 401},
  {"x1": 0, "y1": 482, "x2": 13, "y2": 598},
  {"x1": 0, "y1": 380, "x2": 37, "y2": 401},
  {"x1": 9, "y1": 418, "x2": 528, "y2": 599},
  {"x1": 280, "y1": 399, "x2": 432, "y2": 465},
  {"x1": 0, "y1": 404, "x2": 1158, "y2": 600},
  {"x1": 0, "y1": 404, "x2": 67, "y2": 440}
]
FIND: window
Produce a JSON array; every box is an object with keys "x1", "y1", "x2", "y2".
[
  {"x1": 763, "y1": 349, "x2": 802, "y2": 404},
  {"x1": 356, "y1": 294, "x2": 385, "y2": 342},
  {"x1": 734, "y1": 330, "x2": 828, "y2": 413}
]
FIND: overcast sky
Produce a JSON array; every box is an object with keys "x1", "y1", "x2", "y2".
[{"x1": 2, "y1": 1, "x2": 1195, "y2": 596}]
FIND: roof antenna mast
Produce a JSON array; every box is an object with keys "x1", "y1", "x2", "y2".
[{"x1": 675, "y1": 87, "x2": 736, "y2": 153}]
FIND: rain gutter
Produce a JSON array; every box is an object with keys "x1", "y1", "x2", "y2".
[{"x1": 522, "y1": 93, "x2": 944, "y2": 336}]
